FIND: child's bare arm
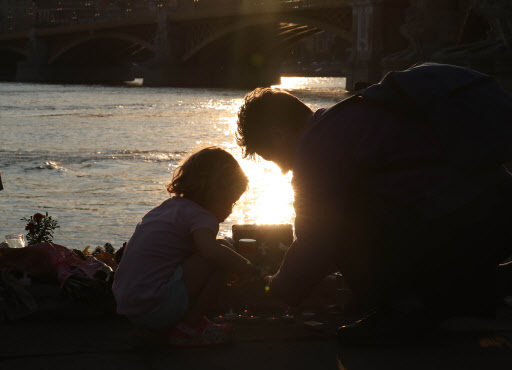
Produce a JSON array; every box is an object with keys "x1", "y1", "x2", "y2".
[{"x1": 193, "y1": 228, "x2": 258, "y2": 276}]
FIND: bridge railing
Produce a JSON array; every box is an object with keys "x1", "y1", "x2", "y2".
[
  {"x1": 0, "y1": 0, "x2": 343, "y2": 34},
  {"x1": 181, "y1": 0, "x2": 343, "y2": 11},
  {"x1": 0, "y1": 2, "x2": 166, "y2": 33}
]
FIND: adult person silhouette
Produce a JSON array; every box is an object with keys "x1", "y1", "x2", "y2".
[{"x1": 236, "y1": 63, "x2": 512, "y2": 344}]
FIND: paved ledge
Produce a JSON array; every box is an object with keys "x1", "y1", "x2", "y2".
[{"x1": 2, "y1": 306, "x2": 512, "y2": 370}]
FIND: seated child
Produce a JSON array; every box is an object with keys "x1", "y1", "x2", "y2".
[{"x1": 113, "y1": 147, "x2": 258, "y2": 346}]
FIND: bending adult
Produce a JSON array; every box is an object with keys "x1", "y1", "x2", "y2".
[{"x1": 236, "y1": 63, "x2": 512, "y2": 344}]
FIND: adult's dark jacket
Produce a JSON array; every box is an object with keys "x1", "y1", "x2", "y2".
[{"x1": 269, "y1": 64, "x2": 512, "y2": 308}]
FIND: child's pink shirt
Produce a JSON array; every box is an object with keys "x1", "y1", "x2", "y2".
[{"x1": 113, "y1": 197, "x2": 218, "y2": 316}]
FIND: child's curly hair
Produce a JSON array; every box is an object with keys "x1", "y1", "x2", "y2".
[{"x1": 166, "y1": 147, "x2": 248, "y2": 210}]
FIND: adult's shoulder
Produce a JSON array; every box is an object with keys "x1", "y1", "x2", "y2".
[
  {"x1": 303, "y1": 96, "x2": 380, "y2": 139},
  {"x1": 296, "y1": 96, "x2": 379, "y2": 157},
  {"x1": 294, "y1": 94, "x2": 408, "y2": 183},
  {"x1": 311, "y1": 94, "x2": 364, "y2": 124}
]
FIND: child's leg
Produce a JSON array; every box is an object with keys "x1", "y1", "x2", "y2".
[{"x1": 180, "y1": 252, "x2": 227, "y2": 325}]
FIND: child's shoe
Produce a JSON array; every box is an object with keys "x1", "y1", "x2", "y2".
[{"x1": 167, "y1": 317, "x2": 233, "y2": 347}]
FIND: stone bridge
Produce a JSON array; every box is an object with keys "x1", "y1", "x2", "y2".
[
  {"x1": 1, "y1": 0, "x2": 510, "y2": 89},
  {"x1": 0, "y1": 0, "x2": 411, "y2": 88}
]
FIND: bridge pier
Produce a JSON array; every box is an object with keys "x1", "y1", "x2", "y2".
[
  {"x1": 15, "y1": 32, "x2": 51, "y2": 83},
  {"x1": 0, "y1": 64, "x2": 19, "y2": 81},
  {"x1": 347, "y1": 0, "x2": 408, "y2": 90}
]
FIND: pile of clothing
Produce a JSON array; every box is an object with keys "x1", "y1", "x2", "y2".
[{"x1": 0, "y1": 242, "x2": 125, "y2": 322}]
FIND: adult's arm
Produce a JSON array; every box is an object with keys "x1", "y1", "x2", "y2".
[
  {"x1": 268, "y1": 104, "x2": 371, "y2": 306},
  {"x1": 268, "y1": 161, "x2": 353, "y2": 306}
]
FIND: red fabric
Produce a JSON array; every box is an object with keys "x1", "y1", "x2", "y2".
[{"x1": 22, "y1": 243, "x2": 111, "y2": 288}]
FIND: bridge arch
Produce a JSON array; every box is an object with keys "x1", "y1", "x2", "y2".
[
  {"x1": 48, "y1": 32, "x2": 156, "y2": 65},
  {"x1": 0, "y1": 46, "x2": 27, "y2": 81},
  {"x1": 181, "y1": 14, "x2": 351, "y2": 63},
  {"x1": 0, "y1": 46, "x2": 28, "y2": 69},
  {"x1": 182, "y1": 18, "x2": 277, "y2": 62},
  {"x1": 281, "y1": 14, "x2": 351, "y2": 41},
  {"x1": 0, "y1": 45, "x2": 28, "y2": 57}
]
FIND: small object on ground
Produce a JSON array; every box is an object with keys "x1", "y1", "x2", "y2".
[
  {"x1": 104, "y1": 243, "x2": 115, "y2": 255},
  {"x1": 266, "y1": 316, "x2": 280, "y2": 325},
  {"x1": 327, "y1": 303, "x2": 344, "y2": 315},
  {"x1": 282, "y1": 314, "x2": 295, "y2": 322},
  {"x1": 93, "y1": 246, "x2": 105, "y2": 255},
  {"x1": 213, "y1": 315, "x2": 225, "y2": 323},
  {"x1": 73, "y1": 249, "x2": 86, "y2": 260},
  {"x1": 302, "y1": 311, "x2": 316, "y2": 318},
  {"x1": 5, "y1": 234, "x2": 25, "y2": 249},
  {"x1": 336, "y1": 307, "x2": 438, "y2": 345},
  {"x1": 167, "y1": 317, "x2": 233, "y2": 347},
  {"x1": 304, "y1": 321, "x2": 324, "y2": 329},
  {"x1": 224, "y1": 307, "x2": 236, "y2": 320}
]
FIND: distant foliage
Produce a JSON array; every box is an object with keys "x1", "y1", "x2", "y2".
[{"x1": 22, "y1": 212, "x2": 60, "y2": 245}]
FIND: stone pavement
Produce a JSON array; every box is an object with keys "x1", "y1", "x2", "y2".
[{"x1": 2, "y1": 306, "x2": 512, "y2": 370}]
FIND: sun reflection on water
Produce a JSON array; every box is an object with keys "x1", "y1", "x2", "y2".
[
  {"x1": 230, "y1": 156, "x2": 295, "y2": 226},
  {"x1": 216, "y1": 101, "x2": 296, "y2": 235},
  {"x1": 201, "y1": 75, "x2": 343, "y2": 236},
  {"x1": 272, "y1": 76, "x2": 311, "y2": 90}
]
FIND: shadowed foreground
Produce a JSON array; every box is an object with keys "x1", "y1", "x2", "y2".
[{"x1": 2, "y1": 286, "x2": 512, "y2": 370}]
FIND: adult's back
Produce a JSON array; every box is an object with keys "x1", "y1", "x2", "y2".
[
  {"x1": 298, "y1": 63, "x2": 512, "y2": 314},
  {"x1": 361, "y1": 62, "x2": 512, "y2": 169},
  {"x1": 285, "y1": 64, "x2": 512, "y2": 311}
]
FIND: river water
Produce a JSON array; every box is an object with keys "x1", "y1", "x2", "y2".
[{"x1": 0, "y1": 77, "x2": 348, "y2": 250}]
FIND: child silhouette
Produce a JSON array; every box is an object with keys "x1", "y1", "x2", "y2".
[{"x1": 113, "y1": 147, "x2": 259, "y2": 346}]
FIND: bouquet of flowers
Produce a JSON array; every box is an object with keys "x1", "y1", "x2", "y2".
[{"x1": 21, "y1": 212, "x2": 60, "y2": 245}]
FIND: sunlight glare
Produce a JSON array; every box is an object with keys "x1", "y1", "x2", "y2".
[
  {"x1": 232, "y1": 157, "x2": 294, "y2": 225},
  {"x1": 272, "y1": 77, "x2": 311, "y2": 90},
  {"x1": 222, "y1": 113, "x2": 295, "y2": 228}
]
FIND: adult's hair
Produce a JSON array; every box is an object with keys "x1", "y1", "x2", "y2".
[
  {"x1": 236, "y1": 87, "x2": 313, "y2": 158},
  {"x1": 166, "y1": 146, "x2": 248, "y2": 210}
]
